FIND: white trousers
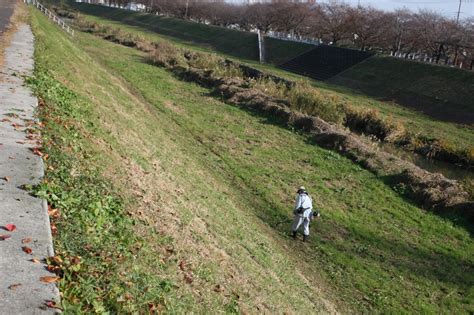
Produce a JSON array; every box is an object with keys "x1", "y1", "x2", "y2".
[{"x1": 292, "y1": 215, "x2": 310, "y2": 236}]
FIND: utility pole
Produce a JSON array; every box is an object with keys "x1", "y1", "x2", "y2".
[
  {"x1": 184, "y1": 0, "x2": 189, "y2": 20},
  {"x1": 456, "y1": 0, "x2": 462, "y2": 24}
]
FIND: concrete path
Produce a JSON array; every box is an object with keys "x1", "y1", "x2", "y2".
[
  {"x1": 0, "y1": 0, "x2": 15, "y2": 37},
  {"x1": 0, "y1": 24, "x2": 59, "y2": 314}
]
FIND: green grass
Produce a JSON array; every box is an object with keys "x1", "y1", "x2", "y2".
[
  {"x1": 330, "y1": 56, "x2": 474, "y2": 125},
  {"x1": 69, "y1": 2, "x2": 314, "y2": 65},
  {"x1": 30, "y1": 7, "x2": 474, "y2": 314},
  {"x1": 64, "y1": 3, "x2": 474, "y2": 163}
]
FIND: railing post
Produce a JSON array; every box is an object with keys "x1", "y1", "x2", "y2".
[{"x1": 31, "y1": 0, "x2": 74, "y2": 37}]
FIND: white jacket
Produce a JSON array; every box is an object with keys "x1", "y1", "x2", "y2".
[{"x1": 294, "y1": 193, "x2": 313, "y2": 218}]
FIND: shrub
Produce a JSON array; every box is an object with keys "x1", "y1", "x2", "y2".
[{"x1": 149, "y1": 41, "x2": 184, "y2": 67}]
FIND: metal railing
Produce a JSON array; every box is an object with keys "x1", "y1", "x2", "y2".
[{"x1": 26, "y1": 0, "x2": 74, "y2": 36}]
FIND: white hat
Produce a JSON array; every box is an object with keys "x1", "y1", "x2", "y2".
[{"x1": 298, "y1": 186, "x2": 306, "y2": 191}]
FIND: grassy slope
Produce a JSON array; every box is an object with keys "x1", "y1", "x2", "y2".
[
  {"x1": 31, "y1": 9, "x2": 337, "y2": 314},
  {"x1": 31, "y1": 8, "x2": 474, "y2": 314},
  {"x1": 67, "y1": 3, "x2": 474, "y2": 159},
  {"x1": 69, "y1": 2, "x2": 314, "y2": 65},
  {"x1": 330, "y1": 56, "x2": 474, "y2": 124}
]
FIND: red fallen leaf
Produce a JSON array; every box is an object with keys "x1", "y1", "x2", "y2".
[
  {"x1": 44, "y1": 300, "x2": 62, "y2": 310},
  {"x1": 22, "y1": 246, "x2": 33, "y2": 254},
  {"x1": 4, "y1": 224, "x2": 16, "y2": 231},
  {"x1": 50, "y1": 222, "x2": 57, "y2": 235},
  {"x1": 47, "y1": 265, "x2": 61, "y2": 273},
  {"x1": 30, "y1": 258, "x2": 41, "y2": 263},
  {"x1": 32, "y1": 147, "x2": 43, "y2": 157},
  {"x1": 11, "y1": 123, "x2": 23, "y2": 128},
  {"x1": 3, "y1": 176, "x2": 10, "y2": 182},
  {"x1": 40, "y1": 276, "x2": 60, "y2": 283},
  {"x1": 184, "y1": 273, "x2": 193, "y2": 284},
  {"x1": 0, "y1": 234, "x2": 11, "y2": 240},
  {"x1": 179, "y1": 260, "x2": 186, "y2": 271},
  {"x1": 70, "y1": 256, "x2": 81, "y2": 265},
  {"x1": 1, "y1": 118, "x2": 11, "y2": 122},
  {"x1": 8, "y1": 283, "x2": 21, "y2": 290},
  {"x1": 16, "y1": 141, "x2": 25, "y2": 144},
  {"x1": 21, "y1": 238, "x2": 32, "y2": 244},
  {"x1": 149, "y1": 303, "x2": 164, "y2": 313}
]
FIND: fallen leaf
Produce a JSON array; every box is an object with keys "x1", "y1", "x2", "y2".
[
  {"x1": 32, "y1": 148, "x2": 43, "y2": 157},
  {"x1": 179, "y1": 260, "x2": 186, "y2": 271},
  {"x1": 48, "y1": 208, "x2": 60, "y2": 218},
  {"x1": 0, "y1": 234, "x2": 11, "y2": 240},
  {"x1": 47, "y1": 265, "x2": 61, "y2": 273},
  {"x1": 22, "y1": 246, "x2": 32, "y2": 254},
  {"x1": 16, "y1": 141, "x2": 25, "y2": 144},
  {"x1": 8, "y1": 283, "x2": 21, "y2": 290},
  {"x1": 1, "y1": 118, "x2": 11, "y2": 122},
  {"x1": 50, "y1": 255, "x2": 63, "y2": 265},
  {"x1": 30, "y1": 258, "x2": 41, "y2": 263},
  {"x1": 8, "y1": 156, "x2": 15, "y2": 160},
  {"x1": 70, "y1": 256, "x2": 81, "y2": 265},
  {"x1": 4, "y1": 224, "x2": 16, "y2": 231},
  {"x1": 3, "y1": 176, "x2": 10, "y2": 182},
  {"x1": 21, "y1": 238, "x2": 32, "y2": 244},
  {"x1": 50, "y1": 222, "x2": 57, "y2": 235},
  {"x1": 44, "y1": 300, "x2": 62, "y2": 310},
  {"x1": 184, "y1": 273, "x2": 193, "y2": 284},
  {"x1": 40, "y1": 276, "x2": 60, "y2": 283}
]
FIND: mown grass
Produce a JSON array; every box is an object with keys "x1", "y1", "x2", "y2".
[
  {"x1": 29, "y1": 8, "x2": 337, "y2": 313},
  {"x1": 64, "y1": 3, "x2": 474, "y2": 166},
  {"x1": 30, "y1": 7, "x2": 474, "y2": 314},
  {"x1": 79, "y1": 29, "x2": 474, "y2": 314},
  {"x1": 27, "y1": 33, "x2": 177, "y2": 315},
  {"x1": 330, "y1": 56, "x2": 474, "y2": 124},
  {"x1": 68, "y1": 2, "x2": 314, "y2": 65}
]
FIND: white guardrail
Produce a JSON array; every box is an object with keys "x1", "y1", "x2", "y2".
[{"x1": 26, "y1": 0, "x2": 74, "y2": 36}]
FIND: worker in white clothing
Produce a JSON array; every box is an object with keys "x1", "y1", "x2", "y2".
[{"x1": 291, "y1": 186, "x2": 319, "y2": 242}]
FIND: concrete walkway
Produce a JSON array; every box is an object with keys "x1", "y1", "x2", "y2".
[{"x1": 0, "y1": 24, "x2": 59, "y2": 314}]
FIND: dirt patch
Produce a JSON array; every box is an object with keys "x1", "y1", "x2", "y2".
[{"x1": 163, "y1": 100, "x2": 185, "y2": 115}]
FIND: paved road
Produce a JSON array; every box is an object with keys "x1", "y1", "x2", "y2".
[
  {"x1": 0, "y1": 0, "x2": 16, "y2": 39},
  {"x1": 0, "y1": 24, "x2": 59, "y2": 314}
]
